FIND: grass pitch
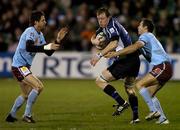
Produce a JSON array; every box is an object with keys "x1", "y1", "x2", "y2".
[{"x1": 0, "y1": 79, "x2": 180, "y2": 130}]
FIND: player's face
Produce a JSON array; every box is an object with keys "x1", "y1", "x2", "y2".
[
  {"x1": 97, "y1": 13, "x2": 109, "y2": 28},
  {"x1": 138, "y1": 21, "x2": 146, "y2": 35},
  {"x1": 37, "y1": 16, "x2": 46, "y2": 30}
]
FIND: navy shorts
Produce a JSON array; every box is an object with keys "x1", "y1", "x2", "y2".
[{"x1": 107, "y1": 54, "x2": 140, "y2": 80}]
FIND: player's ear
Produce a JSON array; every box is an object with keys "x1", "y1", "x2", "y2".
[{"x1": 34, "y1": 21, "x2": 38, "y2": 25}]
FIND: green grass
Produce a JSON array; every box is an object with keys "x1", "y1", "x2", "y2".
[{"x1": 0, "y1": 79, "x2": 180, "y2": 130}]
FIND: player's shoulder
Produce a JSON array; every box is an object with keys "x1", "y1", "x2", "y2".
[
  {"x1": 139, "y1": 32, "x2": 151, "y2": 39},
  {"x1": 25, "y1": 26, "x2": 35, "y2": 32},
  {"x1": 107, "y1": 17, "x2": 124, "y2": 33}
]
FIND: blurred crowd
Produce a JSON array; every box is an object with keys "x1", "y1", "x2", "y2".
[{"x1": 0, "y1": 0, "x2": 179, "y2": 53}]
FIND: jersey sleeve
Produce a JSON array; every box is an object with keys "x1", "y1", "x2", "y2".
[
  {"x1": 138, "y1": 34, "x2": 148, "y2": 45},
  {"x1": 25, "y1": 28, "x2": 36, "y2": 41}
]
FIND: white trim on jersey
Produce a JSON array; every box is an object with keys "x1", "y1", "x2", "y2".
[
  {"x1": 105, "y1": 27, "x2": 111, "y2": 38},
  {"x1": 116, "y1": 38, "x2": 124, "y2": 52},
  {"x1": 112, "y1": 20, "x2": 119, "y2": 35}
]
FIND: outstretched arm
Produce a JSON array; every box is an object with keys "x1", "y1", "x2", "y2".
[
  {"x1": 26, "y1": 40, "x2": 60, "y2": 53},
  {"x1": 26, "y1": 27, "x2": 68, "y2": 56},
  {"x1": 104, "y1": 41, "x2": 144, "y2": 58},
  {"x1": 55, "y1": 27, "x2": 69, "y2": 44},
  {"x1": 45, "y1": 27, "x2": 69, "y2": 56}
]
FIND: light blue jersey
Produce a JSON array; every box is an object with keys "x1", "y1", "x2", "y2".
[
  {"x1": 12, "y1": 27, "x2": 46, "y2": 67},
  {"x1": 139, "y1": 32, "x2": 171, "y2": 65}
]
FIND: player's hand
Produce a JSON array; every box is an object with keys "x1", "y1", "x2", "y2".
[
  {"x1": 56, "y1": 27, "x2": 69, "y2": 44},
  {"x1": 90, "y1": 54, "x2": 101, "y2": 66},
  {"x1": 44, "y1": 43, "x2": 60, "y2": 50},
  {"x1": 104, "y1": 51, "x2": 118, "y2": 58},
  {"x1": 91, "y1": 34, "x2": 100, "y2": 45}
]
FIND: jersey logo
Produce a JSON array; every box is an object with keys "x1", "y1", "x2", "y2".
[{"x1": 109, "y1": 28, "x2": 115, "y2": 33}]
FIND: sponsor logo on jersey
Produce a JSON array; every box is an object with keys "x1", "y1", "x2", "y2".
[{"x1": 109, "y1": 28, "x2": 115, "y2": 33}]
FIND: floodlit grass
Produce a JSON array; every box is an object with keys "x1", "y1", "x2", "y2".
[{"x1": 0, "y1": 79, "x2": 180, "y2": 130}]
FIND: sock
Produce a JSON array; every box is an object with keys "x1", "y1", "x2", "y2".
[
  {"x1": 103, "y1": 85, "x2": 125, "y2": 105},
  {"x1": 152, "y1": 96, "x2": 166, "y2": 120},
  {"x1": 24, "y1": 89, "x2": 39, "y2": 117},
  {"x1": 139, "y1": 87, "x2": 157, "y2": 112},
  {"x1": 10, "y1": 95, "x2": 25, "y2": 117},
  {"x1": 129, "y1": 95, "x2": 138, "y2": 120}
]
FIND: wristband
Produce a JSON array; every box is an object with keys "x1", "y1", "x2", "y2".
[{"x1": 44, "y1": 44, "x2": 51, "y2": 50}]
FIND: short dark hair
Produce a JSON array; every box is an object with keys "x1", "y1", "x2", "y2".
[
  {"x1": 29, "y1": 11, "x2": 44, "y2": 26},
  {"x1": 141, "y1": 18, "x2": 154, "y2": 32},
  {"x1": 96, "y1": 7, "x2": 111, "y2": 17}
]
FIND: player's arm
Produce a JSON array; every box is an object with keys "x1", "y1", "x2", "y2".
[
  {"x1": 90, "y1": 36, "x2": 118, "y2": 66},
  {"x1": 55, "y1": 27, "x2": 69, "y2": 44},
  {"x1": 98, "y1": 36, "x2": 118, "y2": 57},
  {"x1": 101, "y1": 40, "x2": 118, "y2": 56},
  {"x1": 91, "y1": 34, "x2": 101, "y2": 45},
  {"x1": 104, "y1": 41, "x2": 144, "y2": 58},
  {"x1": 26, "y1": 27, "x2": 68, "y2": 55},
  {"x1": 26, "y1": 40, "x2": 59, "y2": 53},
  {"x1": 45, "y1": 27, "x2": 68, "y2": 56},
  {"x1": 44, "y1": 27, "x2": 69, "y2": 56}
]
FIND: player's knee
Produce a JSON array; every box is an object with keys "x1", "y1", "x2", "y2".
[
  {"x1": 38, "y1": 85, "x2": 44, "y2": 93},
  {"x1": 95, "y1": 77, "x2": 103, "y2": 87},
  {"x1": 38, "y1": 85, "x2": 44, "y2": 92},
  {"x1": 124, "y1": 81, "x2": 136, "y2": 95},
  {"x1": 95, "y1": 75, "x2": 108, "y2": 89},
  {"x1": 126, "y1": 87, "x2": 136, "y2": 96},
  {"x1": 34, "y1": 83, "x2": 44, "y2": 93},
  {"x1": 135, "y1": 82, "x2": 142, "y2": 90}
]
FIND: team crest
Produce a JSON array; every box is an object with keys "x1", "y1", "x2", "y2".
[{"x1": 109, "y1": 28, "x2": 115, "y2": 33}]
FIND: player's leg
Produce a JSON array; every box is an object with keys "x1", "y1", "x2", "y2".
[
  {"x1": 6, "y1": 82, "x2": 32, "y2": 122},
  {"x1": 137, "y1": 62, "x2": 173, "y2": 121},
  {"x1": 22, "y1": 74, "x2": 44, "y2": 123},
  {"x1": 147, "y1": 85, "x2": 169, "y2": 124},
  {"x1": 124, "y1": 77, "x2": 140, "y2": 124},
  {"x1": 95, "y1": 69, "x2": 129, "y2": 116},
  {"x1": 136, "y1": 73, "x2": 161, "y2": 120},
  {"x1": 6, "y1": 66, "x2": 32, "y2": 122}
]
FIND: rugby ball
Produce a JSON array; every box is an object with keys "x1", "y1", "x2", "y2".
[{"x1": 95, "y1": 32, "x2": 107, "y2": 50}]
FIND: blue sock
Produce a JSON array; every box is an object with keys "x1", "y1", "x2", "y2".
[
  {"x1": 24, "y1": 89, "x2": 38, "y2": 117},
  {"x1": 152, "y1": 96, "x2": 166, "y2": 120},
  {"x1": 139, "y1": 87, "x2": 157, "y2": 112},
  {"x1": 10, "y1": 95, "x2": 25, "y2": 117}
]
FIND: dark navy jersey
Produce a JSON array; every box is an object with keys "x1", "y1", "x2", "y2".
[{"x1": 96, "y1": 18, "x2": 132, "y2": 52}]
